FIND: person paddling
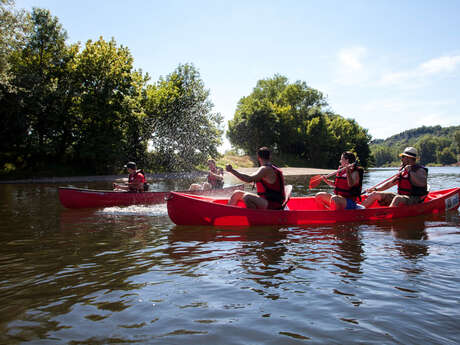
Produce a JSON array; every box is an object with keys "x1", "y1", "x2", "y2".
[
  {"x1": 189, "y1": 159, "x2": 224, "y2": 191},
  {"x1": 225, "y1": 147, "x2": 286, "y2": 209},
  {"x1": 113, "y1": 162, "x2": 147, "y2": 192},
  {"x1": 315, "y1": 151, "x2": 364, "y2": 210},
  {"x1": 361, "y1": 147, "x2": 428, "y2": 208}
]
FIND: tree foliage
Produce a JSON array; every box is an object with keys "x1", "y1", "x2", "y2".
[
  {"x1": 1, "y1": 3, "x2": 223, "y2": 176},
  {"x1": 0, "y1": 0, "x2": 30, "y2": 95},
  {"x1": 370, "y1": 126, "x2": 460, "y2": 166},
  {"x1": 1, "y1": 7, "x2": 73, "y2": 169},
  {"x1": 145, "y1": 64, "x2": 223, "y2": 171},
  {"x1": 227, "y1": 75, "x2": 371, "y2": 168},
  {"x1": 72, "y1": 37, "x2": 148, "y2": 173},
  {"x1": 370, "y1": 126, "x2": 459, "y2": 166}
]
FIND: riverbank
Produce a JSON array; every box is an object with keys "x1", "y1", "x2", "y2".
[
  {"x1": 236, "y1": 167, "x2": 332, "y2": 176},
  {"x1": 0, "y1": 167, "x2": 334, "y2": 184}
]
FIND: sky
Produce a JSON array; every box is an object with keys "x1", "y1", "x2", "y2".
[{"x1": 15, "y1": 0, "x2": 460, "y2": 151}]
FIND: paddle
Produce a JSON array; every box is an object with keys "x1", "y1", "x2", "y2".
[
  {"x1": 362, "y1": 171, "x2": 400, "y2": 195},
  {"x1": 308, "y1": 163, "x2": 357, "y2": 189}
]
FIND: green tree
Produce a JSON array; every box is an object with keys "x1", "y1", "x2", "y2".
[
  {"x1": 454, "y1": 130, "x2": 460, "y2": 153},
  {"x1": 327, "y1": 116, "x2": 371, "y2": 167},
  {"x1": 370, "y1": 125, "x2": 460, "y2": 167},
  {"x1": 227, "y1": 96, "x2": 279, "y2": 153},
  {"x1": 227, "y1": 75, "x2": 371, "y2": 168},
  {"x1": 277, "y1": 81, "x2": 327, "y2": 154},
  {"x1": 437, "y1": 147, "x2": 457, "y2": 165},
  {"x1": 73, "y1": 37, "x2": 148, "y2": 173},
  {"x1": 371, "y1": 145, "x2": 395, "y2": 166},
  {"x1": 144, "y1": 63, "x2": 223, "y2": 171},
  {"x1": 0, "y1": 0, "x2": 30, "y2": 96},
  {"x1": 227, "y1": 74, "x2": 327, "y2": 155},
  {"x1": 304, "y1": 113, "x2": 335, "y2": 167},
  {"x1": 1, "y1": 7, "x2": 75, "y2": 170},
  {"x1": 416, "y1": 135, "x2": 438, "y2": 165}
]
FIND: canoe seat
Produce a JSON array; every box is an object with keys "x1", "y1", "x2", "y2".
[{"x1": 282, "y1": 185, "x2": 293, "y2": 209}]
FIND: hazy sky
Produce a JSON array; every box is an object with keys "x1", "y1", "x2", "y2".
[{"x1": 16, "y1": 0, "x2": 460, "y2": 150}]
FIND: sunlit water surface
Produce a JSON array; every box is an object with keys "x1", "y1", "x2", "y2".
[{"x1": 0, "y1": 167, "x2": 459, "y2": 344}]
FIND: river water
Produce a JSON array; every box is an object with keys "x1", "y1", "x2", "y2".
[{"x1": 0, "y1": 167, "x2": 459, "y2": 344}]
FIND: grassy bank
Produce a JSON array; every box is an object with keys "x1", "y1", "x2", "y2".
[{"x1": 216, "y1": 152, "x2": 310, "y2": 170}]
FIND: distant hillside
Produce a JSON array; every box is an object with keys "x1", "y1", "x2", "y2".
[
  {"x1": 370, "y1": 125, "x2": 460, "y2": 166},
  {"x1": 371, "y1": 125, "x2": 460, "y2": 146}
]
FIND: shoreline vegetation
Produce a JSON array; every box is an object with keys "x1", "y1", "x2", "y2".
[
  {"x1": 1, "y1": 152, "x2": 458, "y2": 184},
  {"x1": 0, "y1": 168, "x2": 334, "y2": 184},
  {"x1": 0, "y1": 154, "x2": 332, "y2": 184},
  {"x1": 3, "y1": 164, "x2": 458, "y2": 185}
]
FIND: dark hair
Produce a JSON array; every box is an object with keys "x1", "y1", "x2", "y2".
[
  {"x1": 257, "y1": 147, "x2": 271, "y2": 160},
  {"x1": 342, "y1": 151, "x2": 356, "y2": 163}
]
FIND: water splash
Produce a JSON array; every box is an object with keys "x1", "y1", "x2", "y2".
[{"x1": 98, "y1": 204, "x2": 168, "y2": 216}]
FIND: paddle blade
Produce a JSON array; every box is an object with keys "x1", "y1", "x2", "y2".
[{"x1": 308, "y1": 175, "x2": 322, "y2": 189}]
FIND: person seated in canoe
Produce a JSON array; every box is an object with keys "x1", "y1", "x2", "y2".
[
  {"x1": 189, "y1": 159, "x2": 224, "y2": 191},
  {"x1": 361, "y1": 147, "x2": 428, "y2": 208},
  {"x1": 225, "y1": 147, "x2": 286, "y2": 209},
  {"x1": 315, "y1": 151, "x2": 364, "y2": 210},
  {"x1": 113, "y1": 161, "x2": 147, "y2": 192}
]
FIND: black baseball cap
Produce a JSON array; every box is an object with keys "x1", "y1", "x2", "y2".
[{"x1": 124, "y1": 162, "x2": 136, "y2": 169}]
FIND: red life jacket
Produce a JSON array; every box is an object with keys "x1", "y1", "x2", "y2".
[
  {"x1": 397, "y1": 164, "x2": 428, "y2": 196},
  {"x1": 334, "y1": 166, "x2": 363, "y2": 201},
  {"x1": 256, "y1": 164, "x2": 285, "y2": 209},
  {"x1": 207, "y1": 167, "x2": 224, "y2": 189},
  {"x1": 128, "y1": 170, "x2": 146, "y2": 192}
]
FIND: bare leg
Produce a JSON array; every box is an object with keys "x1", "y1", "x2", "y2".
[
  {"x1": 243, "y1": 194, "x2": 268, "y2": 209},
  {"x1": 228, "y1": 191, "x2": 268, "y2": 209},
  {"x1": 330, "y1": 195, "x2": 347, "y2": 210},
  {"x1": 361, "y1": 192, "x2": 380, "y2": 208},
  {"x1": 189, "y1": 183, "x2": 203, "y2": 191},
  {"x1": 202, "y1": 182, "x2": 212, "y2": 191},
  {"x1": 228, "y1": 190, "x2": 245, "y2": 205},
  {"x1": 389, "y1": 195, "x2": 408, "y2": 207},
  {"x1": 315, "y1": 192, "x2": 332, "y2": 210}
]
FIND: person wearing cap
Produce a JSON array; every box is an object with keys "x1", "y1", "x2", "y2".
[
  {"x1": 113, "y1": 162, "x2": 146, "y2": 192},
  {"x1": 361, "y1": 147, "x2": 428, "y2": 208}
]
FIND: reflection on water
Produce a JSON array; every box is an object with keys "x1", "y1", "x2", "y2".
[
  {"x1": 390, "y1": 217, "x2": 429, "y2": 259},
  {"x1": 0, "y1": 167, "x2": 459, "y2": 344}
]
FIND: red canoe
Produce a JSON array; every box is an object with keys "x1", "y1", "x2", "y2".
[
  {"x1": 59, "y1": 184, "x2": 244, "y2": 209},
  {"x1": 167, "y1": 187, "x2": 460, "y2": 226}
]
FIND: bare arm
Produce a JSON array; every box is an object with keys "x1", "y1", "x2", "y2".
[
  {"x1": 208, "y1": 170, "x2": 224, "y2": 181},
  {"x1": 409, "y1": 167, "x2": 427, "y2": 187},
  {"x1": 225, "y1": 165, "x2": 267, "y2": 183},
  {"x1": 113, "y1": 183, "x2": 128, "y2": 190},
  {"x1": 347, "y1": 169, "x2": 360, "y2": 187},
  {"x1": 114, "y1": 174, "x2": 144, "y2": 191},
  {"x1": 322, "y1": 176, "x2": 335, "y2": 187},
  {"x1": 371, "y1": 176, "x2": 398, "y2": 192}
]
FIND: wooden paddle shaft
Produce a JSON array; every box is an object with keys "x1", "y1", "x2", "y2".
[
  {"x1": 325, "y1": 163, "x2": 356, "y2": 178},
  {"x1": 366, "y1": 172, "x2": 400, "y2": 192}
]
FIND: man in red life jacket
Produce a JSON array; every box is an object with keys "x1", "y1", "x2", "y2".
[
  {"x1": 189, "y1": 159, "x2": 224, "y2": 191},
  {"x1": 361, "y1": 147, "x2": 428, "y2": 208},
  {"x1": 225, "y1": 147, "x2": 285, "y2": 209},
  {"x1": 113, "y1": 161, "x2": 146, "y2": 192},
  {"x1": 315, "y1": 151, "x2": 364, "y2": 210}
]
